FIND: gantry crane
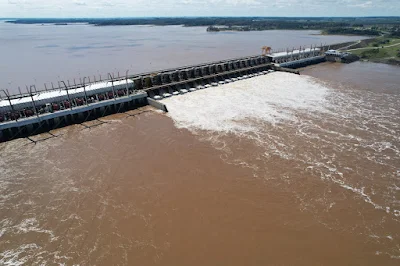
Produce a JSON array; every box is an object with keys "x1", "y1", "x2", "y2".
[{"x1": 261, "y1": 46, "x2": 271, "y2": 56}]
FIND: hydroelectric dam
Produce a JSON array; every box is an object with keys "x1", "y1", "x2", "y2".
[{"x1": 0, "y1": 45, "x2": 344, "y2": 142}]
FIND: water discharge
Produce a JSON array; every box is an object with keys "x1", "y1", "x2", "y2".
[
  {"x1": 163, "y1": 71, "x2": 400, "y2": 258},
  {"x1": 0, "y1": 63, "x2": 399, "y2": 265},
  {"x1": 162, "y1": 73, "x2": 331, "y2": 131},
  {"x1": 0, "y1": 22, "x2": 368, "y2": 94}
]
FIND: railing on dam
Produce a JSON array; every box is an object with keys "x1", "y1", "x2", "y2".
[
  {"x1": 4, "y1": 54, "x2": 271, "y2": 100},
  {"x1": 0, "y1": 42, "x2": 339, "y2": 141},
  {"x1": 0, "y1": 53, "x2": 273, "y2": 140},
  {"x1": 2, "y1": 44, "x2": 327, "y2": 101},
  {"x1": 0, "y1": 50, "x2": 327, "y2": 127},
  {"x1": 278, "y1": 56, "x2": 326, "y2": 68},
  {"x1": 143, "y1": 62, "x2": 273, "y2": 94},
  {"x1": 0, "y1": 80, "x2": 144, "y2": 125}
]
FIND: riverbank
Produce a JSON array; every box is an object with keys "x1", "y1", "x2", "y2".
[
  {"x1": 6, "y1": 17, "x2": 400, "y2": 37},
  {"x1": 343, "y1": 37, "x2": 400, "y2": 66},
  {"x1": 1, "y1": 63, "x2": 399, "y2": 265},
  {"x1": 0, "y1": 22, "x2": 367, "y2": 94},
  {"x1": 207, "y1": 26, "x2": 382, "y2": 37}
]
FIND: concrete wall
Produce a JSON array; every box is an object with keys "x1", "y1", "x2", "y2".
[
  {"x1": 129, "y1": 55, "x2": 271, "y2": 93},
  {"x1": 278, "y1": 56, "x2": 326, "y2": 69},
  {"x1": 0, "y1": 92, "x2": 148, "y2": 142},
  {"x1": 147, "y1": 97, "x2": 168, "y2": 112}
]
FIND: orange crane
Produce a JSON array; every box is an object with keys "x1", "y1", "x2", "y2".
[{"x1": 261, "y1": 46, "x2": 271, "y2": 56}]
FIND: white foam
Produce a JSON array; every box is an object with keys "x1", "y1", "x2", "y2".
[
  {"x1": 162, "y1": 71, "x2": 400, "y2": 231},
  {"x1": 162, "y1": 72, "x2": 330, "y2": 134},
  {"x1": 0, "y1": 243, "x2": 40, "y2": 266},
  {"x1": 13, "y1": 218, "x2": 58, "y2": 242}
]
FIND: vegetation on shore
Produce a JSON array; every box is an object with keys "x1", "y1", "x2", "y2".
[
  {"x1": 321, "y1": 28, "x2": 380, "y2": 36},
  {"x1": 343, "y1": 37, "x2": 400, "y2": 65},
  {"x1": 7, "y1": 17, "x2": 400, "y2": 36},
  {"x1": 6, "y1": 17, "x2": 400, "y2": 66}
]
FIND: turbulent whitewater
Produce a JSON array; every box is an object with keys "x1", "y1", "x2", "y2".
[
  {"x1": 0, "y1": 69, "x2": 399, "y2": 265},
  {"x1": 163, "y1": 72, "x2": 331, "y2": 131},
  {"x1": 163, "y1": 72, "x2": 400, "y2": 258}
]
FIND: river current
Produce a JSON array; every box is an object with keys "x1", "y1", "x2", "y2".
[
  {"x1": 0, "y1": 23, "x2": 399, "y2": 265},
  {"x1": 0, "y1": 22, "x2": 367, "y2": 94}
]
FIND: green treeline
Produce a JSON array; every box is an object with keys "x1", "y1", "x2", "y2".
[
  {"x1": 322, "y1": 28, "x2": 381, "y2": 36},
  {"x1": 7, "y1": 17, "x2": 400, "y2": 36}
]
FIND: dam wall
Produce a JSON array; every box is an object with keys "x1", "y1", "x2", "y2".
[
  {"x1": 0, "y1": 91, "x2": 148, "y2": 142},
  {"x1": 147, "y1": 97, "x2": 168, "y2": 112},
  {"x1": 142, "y1": 59, "x2": 273, "y2": 98},
  {"x1": 267, "y1": 47, "x2": 326, "y2": 69},
  {"x1": 0, "y1": 54, "x2": 273, "y2": 142},
  {"x1": 278, "y1": 55, "x2": 326, "y2": 69},
  {"x1": 1, "y1": 44, "x2": 342, "y2": 142},
  {"x1": 129, "y1": 55, "x2": 272, "y2": 95}
]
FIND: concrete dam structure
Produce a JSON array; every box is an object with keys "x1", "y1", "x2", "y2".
[{"x1": 0, "y1": 46, "x2": 330, "y2": 142}]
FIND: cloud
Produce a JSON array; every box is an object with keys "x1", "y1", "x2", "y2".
[
  {"x1": 349, "y1": 1, "x2": 373, "y2": 8},
  {"x1": 101, "y1": 1, "x2": 116, "y2": 7},
  {"x1": 7, "y1": 0, "x2": 32, "y2": 5},
  {"x1": 73, "y1": 0, "x2": 87, "y2": 6},
  {"x1": 1, "y1": 0, "x2": 400, "y2": 17}
]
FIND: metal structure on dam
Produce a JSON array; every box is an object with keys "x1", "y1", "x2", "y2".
[{"x1": 0, "y1": 45, "x2": 335, "y2": 142}]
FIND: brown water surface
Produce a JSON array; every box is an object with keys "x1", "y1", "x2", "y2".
[
  {"x1": 0, "y1": 62, "x2": 399, "y2": 265},
  {"x1": 0, "y1": 22, "x2": 368, "y2": 94}
]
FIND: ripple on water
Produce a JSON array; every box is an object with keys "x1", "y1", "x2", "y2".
[{"x1": 163, "y1": 72, "x2": 400, "y2": 258}]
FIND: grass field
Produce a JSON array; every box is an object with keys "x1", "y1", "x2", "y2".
[{"x1": 345, "y1": 37, "x2": 400, "y2": 64}]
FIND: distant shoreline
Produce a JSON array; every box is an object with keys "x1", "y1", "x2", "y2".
[
  {"x1": 4, "y1": 17, "x2": 400, "y2": 65},
  {"x1": 6, "y1": 17, "x2": 400, "y2": 37},
  {"x1": 343, "y1": 36, "x2": 400, "y2": 66}
]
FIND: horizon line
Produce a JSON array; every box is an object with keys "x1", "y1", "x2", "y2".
[{"x1": 2, "y1": 16, "x2": 400, "y2": 19}]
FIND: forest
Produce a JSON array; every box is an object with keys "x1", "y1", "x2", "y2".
[{"x1": 7, "y1": 17, "x2": 400, "y2": 36}]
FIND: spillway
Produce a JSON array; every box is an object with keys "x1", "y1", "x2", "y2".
[{"x1": 0, "y1": 44, "x2": 338, "y2": 142}]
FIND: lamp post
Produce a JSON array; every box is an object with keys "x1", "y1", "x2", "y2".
[
  {"x1": 125, "y1": 70, "x2": 129, "y2": 96},
  {"x1": 0, "y1": 89, "x2": 13, "y2": 112},
  {"x1": 8, "y1": 81, "x2": 13, "y2": 95},
  {"x1": 82, "y1": 77, "x2": 89, "y2": 105},
  {"x1": 61, "y1": 81, "x2": 73, "y2": 110},
  {"x1": 29, "y1": 85, "x2": 39, "y2": 118},
  {"x1": 108, "y1": 73, "x2": 116, "y2": 100}
]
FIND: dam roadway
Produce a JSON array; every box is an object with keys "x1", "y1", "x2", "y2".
[{"x1": 0, "y1": 47, "x2": 324, "y2": 142}]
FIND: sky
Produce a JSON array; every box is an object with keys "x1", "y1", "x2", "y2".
[{"x1": 1, "y1": 0, "x2": 399, "y2": 18}]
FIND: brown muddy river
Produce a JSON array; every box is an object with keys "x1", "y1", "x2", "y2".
[
  {"x1": 0, "y1": 21, "x2": 368, "y2": 94},
  {"x1": 0, "y1": 60, "x2": 399, "y2": 265}
]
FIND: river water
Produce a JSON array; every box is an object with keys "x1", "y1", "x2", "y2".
[
  {"x1": 1, "y1": 24, "x2": 399, "y2": 265},
  {"x1": 0, "y1": 22, "x2": 367, "y2": 94}
]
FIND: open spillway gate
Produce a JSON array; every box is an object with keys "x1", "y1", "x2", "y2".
[{"x1": 0, "y1": 48, "x2": 326, "y2": 142}]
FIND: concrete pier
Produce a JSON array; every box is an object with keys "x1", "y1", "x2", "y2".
[
  {"x1": 0, "y1": 46, "x2": 333, "y2": 142},
  {"x1": 278, "y1": 56, "x2": 326, "y2": 68},
  {"x1": 144, "y1": 61, "x2": 272, "y2": 97},
  {"x1": 147, "y1": 98, "x2": 168, "y2": 112},
  {"x1": 0, "y1": 91, "x2": 147, "y2": 141},
  {"x1": 268, "y1": 48, "x2": 325, "y2": 69},
  {"x1": 325, "y1": 50, "x2": 360, "y2": 63}
]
